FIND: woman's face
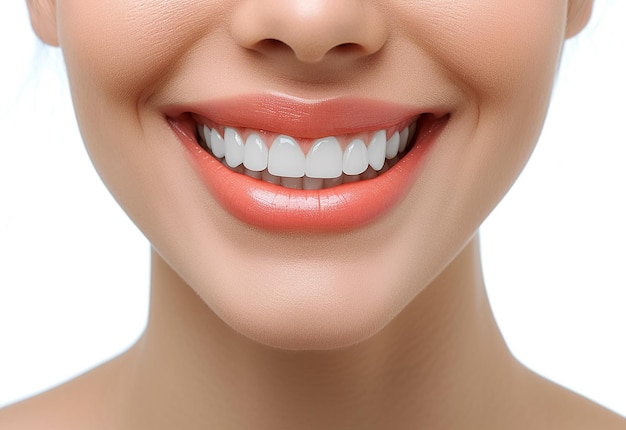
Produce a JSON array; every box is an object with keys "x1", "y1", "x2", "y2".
[{"x1": 29, "y1": 0, "x2": 590, "y2": 349}]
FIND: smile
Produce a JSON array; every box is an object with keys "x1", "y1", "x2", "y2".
[
  {"x1": 194, "y1": 117, "x2": 418, "y2": 190},
  {"x1": 168, "y1": 95, "x2": 449, "y2": 232}
]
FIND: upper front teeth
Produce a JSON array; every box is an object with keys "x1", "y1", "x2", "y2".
[
  {"x1": 343, "y1": 139, "x2": 369, "y2": 176},
  {"x1": 306, "y1": 137, "x2": 343, "y2": 178},
  {"x1": 268, "y1": 135, "x2": 306, "y2": 178},
  {"x1": 200, "y1": 123, "x2": 415, "y2": 179}
]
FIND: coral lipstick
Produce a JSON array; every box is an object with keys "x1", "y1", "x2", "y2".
[
  {"x1": 168, "y1": 96, "x2": 447, "y2": 232},
  {"x1": 168, "y1": 94, "x2": 435, "y2": 138}
]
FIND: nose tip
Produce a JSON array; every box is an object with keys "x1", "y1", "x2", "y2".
[{"x1": 231, "y1": 0, "x2": 388, "y2": 64}]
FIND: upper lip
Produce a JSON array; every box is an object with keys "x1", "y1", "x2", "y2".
[{"x1": 164, "y1": 93, "x2": 444, "y2": 139}]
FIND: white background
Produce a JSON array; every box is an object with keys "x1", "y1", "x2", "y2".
[{"x1": 1, "y1": 0, "x2": 625, "y2": 417}]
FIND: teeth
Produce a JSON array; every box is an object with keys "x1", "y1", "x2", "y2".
[
  {"x1": 202, "y1": 125, "x2": 212, "y2": 150},
  {"x1": 222, "y1": 158, "x2": 243, "y2": 173},
  {"x1": 398, "y1": 127, "x2": 409, "y2": 154},
  {"x1": 386, "y1": 131, "x2": 400, "y2": 159},
  {"x1": 303, "y1": 176, "x2": 324, "y2": 190},
  {"x1": 197, "y1": 120, "x2": 418, "y2": 188},
  {"x1": 268, "y1": 135, "x2": 306, "y2": 178},
  {"x1": 400, "y1": 124, "x2": 415, "y2": 154},
  {"x1": 243, "y1": 133, "x2": 268, "y2": 171},
  {"x1": 361, "y1": 166, "x2": 378, "y2": 180},
  {"x1": 343, "y1": 139, "x2": 368, "y2": 175},
  {"x1": 261, "y1": 169, "x2": 281, "y2": 185},
  {"x1": 343, "y1": 174, "x2": 361, "y2": 184},
  {"x1": 281, "y1": 177, "x2": 303, "y2": 189},
  {"x1": 210, "y1": 128, "x2": 225, "y2": 158},
  {"x1": 244, "y1": 168, "x2": 262, "y2": 179},
  {"x1": 367, "y1": 130, "x2": 386, "y2": 171},
  {"x1": 324, "y1": 176, "x2": 343, "y2": 188},
  {"x1": 305, "y1": 137, "x2": 343, "y2": 179},
  {"x1": 224, "y1": 127, "x2": 245, "y2": 168}
]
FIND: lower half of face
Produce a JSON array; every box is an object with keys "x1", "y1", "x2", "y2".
[{"x1": 56, "y1": 0, "x2": 569, "y2": 349}]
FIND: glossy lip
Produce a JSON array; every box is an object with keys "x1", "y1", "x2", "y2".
[
  {"x1": 166, "y1": 95, "x2": 449, "y2": 232},
  {"x1": 165, "y1": 93, "x2": 446, "y2": 138}
]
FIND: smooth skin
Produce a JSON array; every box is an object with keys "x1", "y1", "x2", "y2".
[{"x1": 1, "y1": 0, "x2": 625, "y2": 429}]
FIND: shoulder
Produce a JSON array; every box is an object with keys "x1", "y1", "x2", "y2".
[
  {"x1": 519, "y1": 368, "x2": 626, "y2": 430},
  {"x1": 0, "y1": 355, "x2": 126, "y2": 430},
  {"x1": 0, "y1": 390, "x2": 73, "y2": 430}
]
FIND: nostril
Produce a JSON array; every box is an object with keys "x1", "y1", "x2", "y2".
[
  {"x1": 250, "y1": 40, "x2": 371, "y2": 63},
  {"x1": 251, "y1": 38, "x2": 292, "y2": 56},
  {"x1": 258, "y1": 39, "x2": 288, "y2": 49},
  {"x1": 331, "y1": 42, "x2": 366, "y2": 56},
  {"x1": 336, "y1": 43, "x2": 360, "y2": 51}
]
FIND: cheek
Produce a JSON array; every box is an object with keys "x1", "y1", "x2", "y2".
[
  {"x1": 57, "y1": 0, "x2": 205, "y2": 100},
  {"x1": 405, "y1": 1, "x2": 568, "y2": 100},
  {"x1": 460, "y1": 2, "x2": 568, "y2": 181},
  {"x1": 55, "y1": 0, "x2": 217, "y2": 219},
  {"x1": 389, "y1": 1, "x2": 570, "y2": 268},
  {"x1": 393, "y1": 1, "x2": 568, "y2": 203},
  {"x1": 430, "y1": 1, "x2": 567, "y2": 176}
]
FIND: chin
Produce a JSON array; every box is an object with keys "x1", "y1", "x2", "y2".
[
  {"x1": 186, "y1": 256, "x2": 415, "y2": 351},
  {"x1": 218, "y1": 297, "x2": 392, "y2": 351}
]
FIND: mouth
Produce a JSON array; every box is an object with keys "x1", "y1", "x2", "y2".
[
  {"x1": 167, "y1": 95, "x2": 449, "y2": 232},
  {"x1": 192, "y1": 115, "x2": 421, "y2": 190}
]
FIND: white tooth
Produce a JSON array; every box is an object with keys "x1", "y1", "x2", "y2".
[
  {"x1": 243, "y1": 133, "x2": 268, "y2": 171},
  {"x1": 305, "y1": 137, "x2": 343, "y2": 179},
  {"x1": 342, "y1": 139, "x2": 368, "y2": 175},
  {"x1": 222, "y1": 158, "x2": 243, "y2": 173},
  {"x1": 368, "y1": 130, "x2": 386, "y2": 171},
  {"x1": 303, "y1": 176, "x2": 324, "y2": 190},
  {"x1": 224, "y1": 127, "x2": 245, "y2": 168},
  {"x1": 202, "y1": 125, "x2": 212, "y2": 149},
  {"x1": 261, "y1": 169, "x2": 281, "y2": 185},
  {"x1": 386, "y1": 131, "x2": 400, "y2": 159},
  {"x1": 268, "y1": 135, "x2": 305, "y2": 178},
  {"x1": 210, "y1": 129, "x2": 225, "y2": 158},
  {"x1": 281, "y1": 177, "x2": 303, "y2": 190},
  {"x1": 399, "y1": 127, "x2": 409, "y2": 153}
]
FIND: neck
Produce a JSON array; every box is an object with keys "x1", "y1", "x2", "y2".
[{"x1": 116, "y1": 235, "x2": 521, "y2": 429}]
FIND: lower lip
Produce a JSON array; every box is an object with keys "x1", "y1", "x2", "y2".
[{"x1": 177, "y1": 120, "x2": 445, "y2": 232}]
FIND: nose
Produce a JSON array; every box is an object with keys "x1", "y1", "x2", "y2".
[{"x1": 231, "y1": 0, "x2": 388, "y2": 64}]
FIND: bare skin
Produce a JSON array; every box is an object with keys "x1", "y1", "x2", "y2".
[
  {"x1": 1, "y1": 237, "x2": 625, "y2": 429},
  {"x1": 2, "y1": 0, "x2": 625, "y2": 428}
]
